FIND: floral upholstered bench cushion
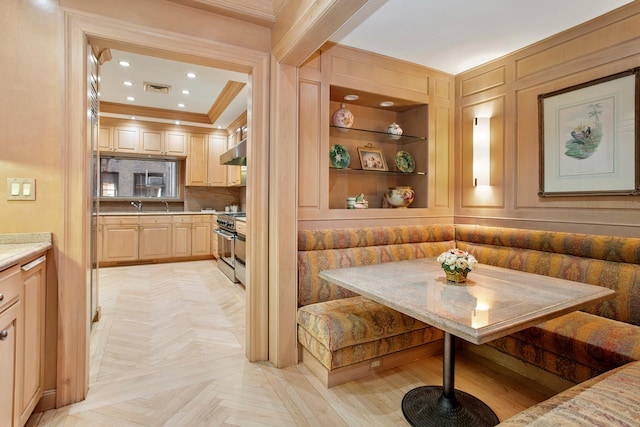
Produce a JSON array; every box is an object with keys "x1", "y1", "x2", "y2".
[
  {"x1": 297, "y1": 296, "x2": 444, "y2": 370},
  {"x1": 297, "y1": 225, "x2": 455, "y2": 372},
  {"x1": 498, "y1": 360, "x2": 640, "y2": 426},
  {"x1": 455, "y1": 224, "x2": 640, "y2": 383}
]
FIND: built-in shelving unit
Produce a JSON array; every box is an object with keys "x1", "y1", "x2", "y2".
[{"x1": 328, "y1": 97, "x2": 429, "y2": 210}]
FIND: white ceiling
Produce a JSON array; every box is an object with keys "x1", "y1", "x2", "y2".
[
  {"x1": 331, "y1": 0, "x2": 634, "y2": 75},
  {"x1": 99, "y1": 0, "x2": 633, "y2": 127},
  {"x1": 100, "y1": 49, "x2": 248, "y2": 129}
]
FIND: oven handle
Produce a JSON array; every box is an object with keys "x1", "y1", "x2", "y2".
[{"x1": 214, "y1": 228, "x2": 235, "y2": 240}]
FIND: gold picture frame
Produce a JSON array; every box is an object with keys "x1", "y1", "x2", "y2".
[{"x1": 357, "y1": 145, "x2": 387, "y2": 171}]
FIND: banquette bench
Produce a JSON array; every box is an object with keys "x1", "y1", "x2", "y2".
[{"x1": 297, "y1": 224, "x2": 640, "y2": 393}]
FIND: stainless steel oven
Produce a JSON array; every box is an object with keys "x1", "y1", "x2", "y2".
[{"x1": 214, "y1": 213, "x2": 245, "y2": 283}]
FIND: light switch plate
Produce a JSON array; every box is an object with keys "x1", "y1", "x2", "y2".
[{"x1": 7, "y1": 178, "x2": 36, "y2": 201}]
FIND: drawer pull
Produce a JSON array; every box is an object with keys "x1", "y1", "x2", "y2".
[
  {"x1": 21, "y1": 255, "x2": 46, "y2": 271},
  {"x1": 0, "y1": 330, "x2": 8, "y2": 341}
]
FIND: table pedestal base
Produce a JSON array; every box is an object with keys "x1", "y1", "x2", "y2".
[{"x1": 402, "y1": 386, "x2": 499, "y2": 426}]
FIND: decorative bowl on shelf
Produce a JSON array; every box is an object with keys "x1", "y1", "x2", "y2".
[
  {"x1": 436, "y1": 249, "x2": 478, "y2": 283},
  {"x1": 384, "y1": 186, "x2": 415, "y2": 208},
  {"x1": 386, "y1": 123, "x2": 403, "y2": 140}
]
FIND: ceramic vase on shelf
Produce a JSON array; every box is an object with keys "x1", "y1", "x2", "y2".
[
  {"x1": 384, "y1": 186, "x2": 415, "y2": 208},
  {"x1": 332, "y1": 103, "x2": 354, "y2": 128}
]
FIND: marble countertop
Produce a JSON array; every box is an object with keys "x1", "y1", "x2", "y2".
[
  {"x1": 320, "y1": 257, "x2": 615, "y2": 345},
  {"x1": 0, "y1": 233, "x2": 52, "y2": 271}
]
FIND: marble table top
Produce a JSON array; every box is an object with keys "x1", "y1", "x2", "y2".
[{"x1": 319, "y1": 258, "x2": 615, "y2": 345}]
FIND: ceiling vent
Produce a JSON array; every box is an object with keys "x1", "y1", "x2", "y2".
[{"x1": 143, "y1": 82, "x2": 171, "y2": 94}]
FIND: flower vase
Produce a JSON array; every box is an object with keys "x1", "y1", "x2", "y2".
[{"x1": 445, "y1": 270, "x2": 468, "y2": 283}]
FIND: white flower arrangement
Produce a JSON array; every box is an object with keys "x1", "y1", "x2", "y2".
[{"x1": 437, "y1": 248, "x2": 478, "y2": 274}]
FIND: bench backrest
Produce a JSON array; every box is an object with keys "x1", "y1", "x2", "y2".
[
  {"x1": 455, "y1": 225, "x2": 640, "y2": 326},
  {"x1": 298, "y1": 225, "x2": 455, "y2": 307}
]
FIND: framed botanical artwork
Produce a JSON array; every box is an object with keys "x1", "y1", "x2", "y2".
[
  {"x1": 357, "y1": 144, "x2": 388, "y2": 171},
  {"x1": 538, "y1": 68, "x2": 640, "y2": 196}
]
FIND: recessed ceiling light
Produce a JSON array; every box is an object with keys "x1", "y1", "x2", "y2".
[
  {"x1": 127, "y1": 96, "x2": 135, "y2": 101},
  {"x1": 182, "y1": 89, "x2": 190, "y2": 95},
  {"x1": 123, "y1": 81, "x2": 133, "y2": 86},
  {"x1": 187, "y1": 72, "x2": 196, "y2": 79},
  {"x1": 178, "y1": 103, "x2": 185, "y2": 108},
  {"x1": 119, "y1": 60, "x2": 130, "y2": 67},
  {"x1": 344, "y1": 94, "x2": 359, "y2": 101},
  {"x1": 175, "y1": 121, "x2": 181, "y2": 125},
  {"x1": 130, "y1": 116, "x2": 136, "y2": 120},
  {"x1": 379, "y1": 101, "x2": 394, "y2": 107}
]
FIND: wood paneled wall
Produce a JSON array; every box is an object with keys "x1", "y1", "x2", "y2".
[{"x1": 455, "y1": 2, "x2": 640, "y2": 237}]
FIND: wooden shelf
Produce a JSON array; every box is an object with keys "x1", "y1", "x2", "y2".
[{"x1": 330, "y1": 167, "x2": 427, "y2": 176}]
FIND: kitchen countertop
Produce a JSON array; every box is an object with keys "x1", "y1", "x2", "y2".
[
  {"x1": 0, "y1": 233, "x2": 52, "y2": 271},
  {"x1": 98, "y1": 211, "x2": 220, "y2": 216}
]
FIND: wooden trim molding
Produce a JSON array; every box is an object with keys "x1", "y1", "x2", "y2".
[
  {"x1": 101, "y1": 102, "x2": 212, "y2": 124},
  {"x1": 207, "y1": 81, "x2": 247, "y2": 124}
]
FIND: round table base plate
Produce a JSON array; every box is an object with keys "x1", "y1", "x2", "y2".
[{"x1": 402, "y1": 386, "x2": 499, "y2": 427}]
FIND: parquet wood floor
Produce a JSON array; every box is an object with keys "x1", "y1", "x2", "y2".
[{"x1": 29, "y1": 260, "x2": 555, "y2": 426}]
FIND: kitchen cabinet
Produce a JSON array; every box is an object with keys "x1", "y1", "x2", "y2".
[
  {"x1": 171, "y1": 216, "x2": 192, "y2": 257},
  {"x1": 98, "y1": 125, "x2": 113, "y2": 152},
  {"x1": 18, "y1": 255, "x2": 46, "y2": 426},
  {"x1": 112, "y1": 124, "x2": 140, "y2": 154},
  {"x1": 139, "y1": 216, "x2": 172, "y2": 260},
  {"x1": 140, "y1": 128, "x2": 188, "y2": 157},
  {"x1": 186, "y1": 133, "x2": 227, "y2": 186},
  {"x1": 225, "y1": 127, "x2": 245, "y2": 187},
  {"x1": 101, "y1": 216, "x2": 139, "y2": 262},
  {"x1": 210, "y1": 215, "x2": 218, "y2": 257},
  {"x1": 191, "y1": 216, "x2": 211, "y2": 256},
  {"x1": 0, "y1": 265, "x2": 20, "y2": 427}
]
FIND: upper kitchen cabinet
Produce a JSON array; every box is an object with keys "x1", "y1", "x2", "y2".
[
  {"x1": 99, "y1": 118, "x2": 187, "y2": 157},
  {"x1": 186, "y1": 131, "x2": 228, "y2": 187},
  {"x1": 298, "y1": 44, "x2": 455, "y2": 224}
]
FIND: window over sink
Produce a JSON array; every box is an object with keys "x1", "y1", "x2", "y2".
[{"x1": 96, "y1": 157, "x2": 180, "y2": 199}]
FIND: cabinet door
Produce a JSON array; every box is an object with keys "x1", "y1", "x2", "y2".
[
  {"x1": 186, "y1": 133, "x2": 209, "y2": 186},
  {"x1": 139, "y1": 220, "x2": 172, "y2": 260},
  {"x1": 98, "y1": 126, "x2": 113, "y2": 152},
  {"x1": 208, "y1": 135, "x2": 227, "y2": 186},
  {"x1": 0, "y1": 302, "x2": 20, "y2": 427},
  {"x1": 139, "y1": 128, "x2": 164, "y2": 155},
  {"x1": 211, "y1": 216, "x2": 218, "y2": 257},
  {"x1": 165, "y1": 131, "x2": 188, "y2": 157},
  {"x1": 19, "y1": 256, "x2": 46, "y2": 426},
  {"x1": 102, "y1": 225, "x2": 139, "y2": 262},
  {"x1": 172, "y1": 224, "x2": 192, "y2": 257},
  {"x1": 191, "y1": 221, "x2": 211, "y2": 256},
  {"x1": 113, "y1": 126, "x2": 140, "y2": 153}
]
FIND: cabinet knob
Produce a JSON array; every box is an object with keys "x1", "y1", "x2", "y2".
[
  {"x1": 0, "y1": 293, "x2": 3, "y2": 302},
  {"x1": 0, "y1": 330, "x2": 8, "y2": 341}
]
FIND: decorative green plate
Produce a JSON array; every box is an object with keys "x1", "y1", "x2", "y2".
[
  {"x1": 330, "y1": 144, "x2": 350, "y2": 168},
  {"x1": 395, "y1": 150, "x2": 415, "y2": 173}
]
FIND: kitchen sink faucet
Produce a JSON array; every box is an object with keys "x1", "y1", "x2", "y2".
[{"x1": 131, "y1": 201, "x2": 142, "y2": 212}]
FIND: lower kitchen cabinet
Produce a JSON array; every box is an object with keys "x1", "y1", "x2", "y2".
[
  {"x1": 191, "y1": 216, "x2": 211, "y2": 256},
  {"x1": 139, "y1": 216, "x2": 172, "y2": 260},
  {"x1": 18, "y1": 255, "x2": 46, "y2": 426},
  {"x1": 102, "y1": 216, "x2": 139, "y2": 263},
  {"x1": 0, "y1": 266, "x2": 20, "y2": 427},
  {"x1": 210, "y1": 215, "x2": 218, "y2": 257},
  {"x1": 0, "y1": 253, "x2": 47, "y2": 427},
  {"x1": 99, "y1": 214, "x2": 216, "y2": 264},
  {"x1": 172, "y1": 216, "x2": 192, "y2": 258}
]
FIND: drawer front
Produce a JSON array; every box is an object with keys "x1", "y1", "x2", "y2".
[
  {"x1": 140, "y1": 216, "x2": 171, "y2": 225},
  {"x1": 172, "y1": 215, "x2": 193, "y2": 224},
  {"x1": 0, "y1": 265, "x2": 21, "y2": 312},
  {"x1": 192, "y1": 215, "x2": 211, "y2": 224},
  {"x1": 102, "y1": 216, "x2": 139, "y2": 225},
  {"x1": 235, "y1": 220, "x2": 247, "y2": 236}
]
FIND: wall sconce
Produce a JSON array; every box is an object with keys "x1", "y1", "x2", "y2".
[{"x1": 473, "y1": 117, "x2": 491, "y2": 186}]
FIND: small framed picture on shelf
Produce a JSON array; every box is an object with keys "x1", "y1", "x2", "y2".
[{"x1": 357, "y1": 145, "x2": 387, "y2": 171}]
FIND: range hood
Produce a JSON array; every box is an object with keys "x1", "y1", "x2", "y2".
[{"x1": 220, "y1": 139, "x2": 247, "y2": 166}]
